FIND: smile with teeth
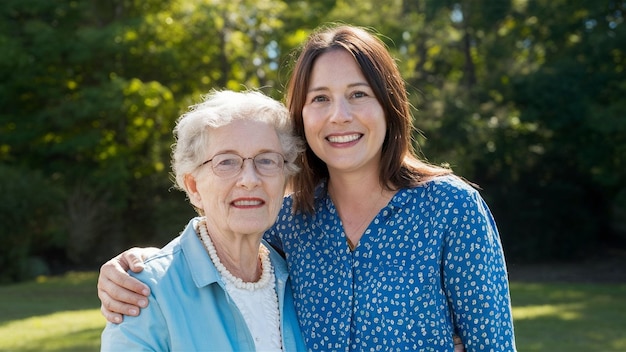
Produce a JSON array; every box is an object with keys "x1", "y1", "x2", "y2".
[
  {"x1": 232, "y1": 199, "x2": 264, "y2": 207},
  {"x1": 327, "y1": 133, "x2": 361, "y2": 143}
]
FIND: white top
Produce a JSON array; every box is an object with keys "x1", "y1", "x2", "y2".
[
  {"x1": 197, "y1": 219, "x2": 283, "y2": 351},
  {"x1": 224, "y1": 276, "x2": 282, "y2": 351}
]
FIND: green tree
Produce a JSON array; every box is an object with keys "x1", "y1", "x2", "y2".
[
  {"x1": 318, "y1": 0, "x2": 625, "y2": 261},
  {"x1": 2, "y1": 0, "x2": 624, "y2": 282},
  {"x1": 400, "y1": 0, "x2": 626, "y2": 261},
  {"x1": 499, "y1": 0, "x2": 626, "y2": 260},
  {"x1": 0, "y1": 0, "x2": 292, "y2": 281}
]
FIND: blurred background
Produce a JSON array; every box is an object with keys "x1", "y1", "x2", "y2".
[{"x1": 1, "y1": 0, "x2": 625, "y2": 284}]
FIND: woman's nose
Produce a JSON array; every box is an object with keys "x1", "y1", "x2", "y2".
[
  {"x1": 236, "y1": 159, "x2": 262, "y2": 188},
  {"x1": 329, "y1": 99, "x2": 352, "y2": 123}
]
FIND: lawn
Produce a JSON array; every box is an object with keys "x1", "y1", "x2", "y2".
[
  {"x1": 0, "y1": 272, "x2": 625, "y2": 351},
  {"x1": 0, "y1": 272, "x2": 103, "y2": 352},
  {"x1": 511, "y1": 282, "x2": 626, "y2": 351}
]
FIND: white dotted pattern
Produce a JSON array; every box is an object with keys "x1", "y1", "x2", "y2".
[{"x1": 265, "y1": 176, "x2": 516, "y2": 351}]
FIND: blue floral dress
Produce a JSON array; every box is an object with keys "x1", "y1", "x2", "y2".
[{"x1": 265, "y1": 175, "x2": 516, "y2": 351}]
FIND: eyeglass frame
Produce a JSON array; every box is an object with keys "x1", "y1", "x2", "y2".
[{"x1": 198, "y1": 151, "x2": 287, "y2": 177}]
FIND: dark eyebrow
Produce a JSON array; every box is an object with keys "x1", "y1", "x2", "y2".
[{"x1": 307, "y1": 82, "x2": 370, "y2": 94}]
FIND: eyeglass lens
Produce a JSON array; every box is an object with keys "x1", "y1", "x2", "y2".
[{"x1": 208, "y1": 152, "x2": 284, "y2": 176}]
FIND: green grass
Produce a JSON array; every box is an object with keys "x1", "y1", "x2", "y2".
[
  {"x1": 0, "y1": 272, "x2": 625, "y2": 351},
  {"x1": 510, "y1": 282, "x2": 626, "y2": 351},
  {"x1": 0, "y1": 272, "x2": 104, "y2": 351}
]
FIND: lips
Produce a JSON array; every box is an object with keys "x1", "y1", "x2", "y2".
[
  {"x1": 231, "y1": 198, "x2": 264, "y2": 208},
  {"x1": 326, "y1": 133, "x2": 362, "y2": 143}
]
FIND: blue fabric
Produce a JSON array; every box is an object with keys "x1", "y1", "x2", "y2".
[
  {"x1": 101, "y1": 218, "x2": 306, "y2": 352},
  {"x1": 265, "y1": 175, "x2": 516, "y2": 351}
]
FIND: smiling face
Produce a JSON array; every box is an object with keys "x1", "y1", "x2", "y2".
[
  {"x1": 301, "y1": 49, "x2": 387, "y2": 177},
  {"x1": 185, "y1": 119, "x2": 286, "y2": 239}
]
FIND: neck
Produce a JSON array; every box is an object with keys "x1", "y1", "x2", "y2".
[
  {"x1": 327, "y1": 170, "x2": 388, "y2": 206},
  {"x1": 213, "y1": 240, "x2": 261, "y2": 282},
  {"x1": 327, "y1": 177, "x2": 395, "y2": 250},
  {"x1": 199, "y1": 220, "x2": 262, "y2": 282}
]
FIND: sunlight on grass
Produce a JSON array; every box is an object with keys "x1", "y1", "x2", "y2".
[
  {"x1": 0, "y1": 271, "x2": 104, "y2": 352},
  {"x1": 510, "y1": 282, "x2": 626, "y2": 351},
  {"x1": 0, "y1": 309, "x2": 104, "y2": 351},
  {"x1": 1, "y1": 272, "x2": 625, "y2": 351},
  {"x1": 513, "y1": 303, "x2": 583, "y2": 320}
]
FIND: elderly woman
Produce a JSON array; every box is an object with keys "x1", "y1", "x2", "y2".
[{"x1": 100, "y1": 90, "x2": 306, "y2": 351}]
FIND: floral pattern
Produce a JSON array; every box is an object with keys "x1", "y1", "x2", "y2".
[{"x1": 265, "y1": 176, "x2": 516, "y2": 351}]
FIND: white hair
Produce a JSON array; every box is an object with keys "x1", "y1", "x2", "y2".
[{"x1": 171, "y1": 89, "x2": 303, "y2": 194}]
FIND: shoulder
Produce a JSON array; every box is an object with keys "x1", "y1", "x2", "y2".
[
  {"x1": 391, "y1": 176, "x2": 490, "y2": 221},
  {"x1": 273, "y1": 192, "x2": 312, "y2": 224},
  {"x1": 276, "y1": 194, "x2": 294, "y2": 218},
  {"x1": 132, "y1": 238, "x2": 182, "y2": 283},
  {"x1": 281, "y1": 192, "x2": 295, "y2": 207},
  {"x1": 405, "y1": 175, "x2": 479, "y2": 201},
  {"x1": 133, "y1": 219, "x2": 198, "y2": 282}
]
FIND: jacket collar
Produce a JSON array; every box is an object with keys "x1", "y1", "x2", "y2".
[{"x1": 180, "y1": 217, "x2": 289, "y2": 288}]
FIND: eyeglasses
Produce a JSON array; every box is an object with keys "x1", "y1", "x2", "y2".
[{"x1": 199, "y1": 152, "x2": 286, "y2": 177}]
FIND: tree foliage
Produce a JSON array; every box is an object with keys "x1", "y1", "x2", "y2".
[{"x1": 1, "y1": 0, "x2": 624, "y2": 282}]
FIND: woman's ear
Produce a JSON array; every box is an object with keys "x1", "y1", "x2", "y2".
[{"x1": 184, "y1": 174, "x2": 203, "y2": 209}]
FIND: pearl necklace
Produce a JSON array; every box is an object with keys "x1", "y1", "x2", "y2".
[
  {"x1": 196, "y1": 219, "x2": 272, "y2": 291},
  {"x1": 196, "y1": 219, "x2": 284, "y2": 350}
]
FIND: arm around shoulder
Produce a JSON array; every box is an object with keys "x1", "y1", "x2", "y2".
[{"x1": 98, "y1": 247, "x2": 159, "y2": 323}]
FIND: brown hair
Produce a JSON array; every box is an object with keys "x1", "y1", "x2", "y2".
[{"x1": 286, "y1": 25, "x2": 453, "y2": 213}]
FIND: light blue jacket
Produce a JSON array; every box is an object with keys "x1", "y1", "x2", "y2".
[{"x1": 101, "y1": 218, "x2": 306, "y2": 352}]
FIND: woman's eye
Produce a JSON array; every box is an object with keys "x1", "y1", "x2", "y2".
[
  {"x1": 218, "y1": 158, "x2": 238, "y2": 167},
  {"x1": 352, "y1": 91, "x2": 366, "y2": 98},
  {"x1": 311, "y1": 95, "x2": 328, "y2": 103}
]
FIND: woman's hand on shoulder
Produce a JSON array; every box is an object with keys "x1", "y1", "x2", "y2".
[{"x1": 97, "y1": 247, "x2": 159, "y2": 323}]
